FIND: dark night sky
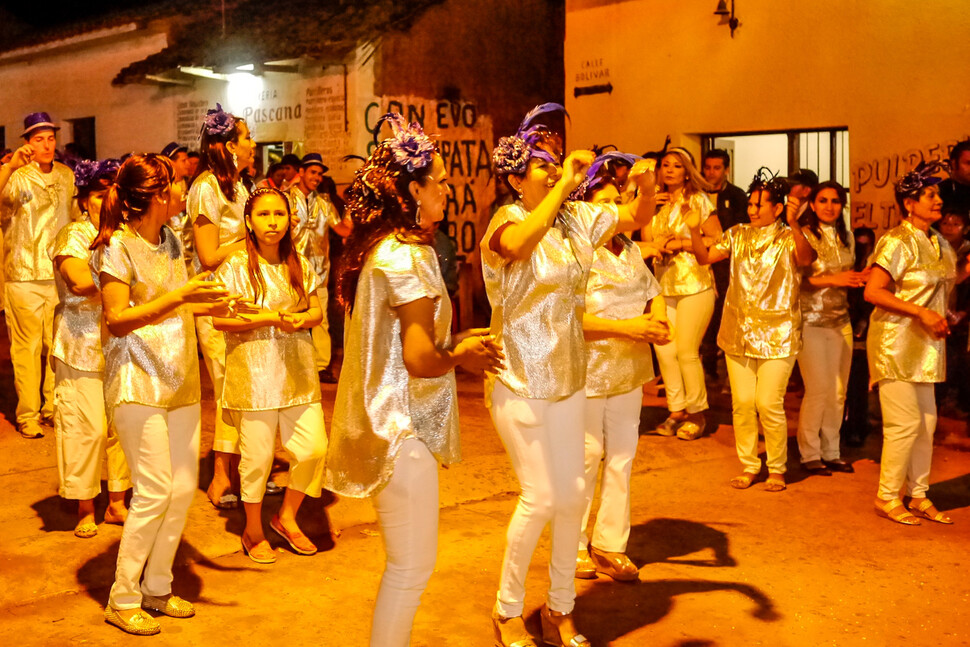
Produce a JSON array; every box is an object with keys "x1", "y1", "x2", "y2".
[{"x1": 0, "y1": 1, "x2": 175, "y2": 26}]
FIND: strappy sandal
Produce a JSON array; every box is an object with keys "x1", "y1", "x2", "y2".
[
  {"x1": 730, "y1": 472, "x2": 759, "y2": 489},
  {"x1": 676, "y1": 418, "x2": 706, "y2": 441},
  {"x1": 540, "y1": 605, "x2": 590, "y2": 647},
  {"x1": 492, "y1": 608, "x2": 538, "y2": 647},
  {"x1": 874, "y1": 498, "x2": 921, "y2": 526},
  {"x1": 765, "y1": 474, "x2": 787, "y2": 492},
  {"x1": 905, "y1": 497, "x2": 954, "y2": 524},
  {"x1": 650, "y1": 416, "x2": 681, "y2": 437}
]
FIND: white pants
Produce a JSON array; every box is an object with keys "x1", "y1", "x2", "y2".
[
  {"x1": 797, "y1": 324, "x2": 852, "y2": 462},
  {"x1": 311, "y1": 285, "x2": 332, "y2": 370},
  {"x1": 725, "y1": 354, "x2": 796, "y2": 474},
  {"x1": 580, "y1": 386, "x2": 642, "y2": 553},
  {"x1": 654, "y1": 290, "x2": 714, "y2": 413},
  {"x1": 877, "y1": 380, "x2": 937, "y2": 500},
  {"x1": 4, "y1": 281, "x2": 56, "y2": 425},
  {"x1": 109, "y1": 403, "x2": 201, "y2": 610},
  {"x1": 490, "y1": 381, "x2": 586, "y2": 617},
  {"x1": 370, "y1": 438, "x2": 439, "y2": 647},
  {"x1": 196, "y1": 315, "x2": 238, "y2": 454},
  {"x1": 235, "y1": 403, "x2": 327, "y2": 503},
  {"x1": 53, "y1": 360, "x2": 130, "y2": 499}
]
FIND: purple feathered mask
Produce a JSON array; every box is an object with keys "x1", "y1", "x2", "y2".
[
  {"x1": 492, "y1": 103, "x2": 568, "y2": 176},
  {"x1": 374, "y1": 112, "x2": 436, "y2": 173},
  {"x1": 201, "y1": 103, "x2": 236, "y2": 139},
  {"x1": 74, "y1": 158, "x2": 120, "y2": 188},
  {"x1": 569, "y1": 151, "x2": 642, "y2": 201},
  {"x1": 894, "y1": 160, "x2": 948, "y2": 198}
]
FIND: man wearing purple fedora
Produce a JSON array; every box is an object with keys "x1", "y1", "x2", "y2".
[
  {"x1": 286, "y1": 153, "x2": 351, "y2": 383},
  {"x1": 0, "y1": 112, "x2": 76, "y2": 438}
]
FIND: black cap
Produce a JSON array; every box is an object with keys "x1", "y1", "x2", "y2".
[
  {"x1": 789, "y1": 168, "x2": 819, "y2": 188},
  {"x1": 280, "y1": 153, "x2": 301, "y2": 167}
]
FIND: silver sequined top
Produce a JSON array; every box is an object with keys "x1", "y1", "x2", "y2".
[
  {"x1": 50, "y1": 218, "x2": 103, "y2": 372},
  {"x1": 185, "y1": 171, "x2": 248, "y2": 272},
  {"x1": 801, "y1": 224, "x2": 854, "y2": 329},
  {"x1": 867, "y1": 220, "x2": 956, "y2": 384},
  {"x1": 481, "y1": 200, "x2": 618, "y2": 402},
  {"x1": 0, "y1": 162, "x2": 76, "y2": 282},
  {"x1": 216, "y1": 250, "x2": 322, "y2": 411},
  {"x1": 287, "y1": 186, "x2": 340, "y2": 282},
  {"x1": 713, "y1": 221, "x2": 803, "y2": 359},
  {"x1": 585, "y1": 235, "x2": 661, "y2": 398},
  {"x1": 647, "y1": 192, "x2": 715, "y2": 296},
  {"x1": 326, "y1": 236, "x2": 457, "y2": 498},
  {"x1": 93, "y1": 225, "x2": 200, "y2": 412}
]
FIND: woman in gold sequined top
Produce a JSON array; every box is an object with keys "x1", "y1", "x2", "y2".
[
  {"x1": 864, "y1": 162, "x2": 957, "y2": 526},
  {"x1": 796, "y1": 181, "x2": 869, "y2": 476},
  {"x1": 483, "y1": 104, "x2": 656, "y2": 647},
  {"x1": 326, "y1": 115, "x2": 502, "y2": 647}
]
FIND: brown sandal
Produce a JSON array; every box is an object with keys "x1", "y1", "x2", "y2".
[
  {"x1": 765, "y1": 474, "x2": 787, "y2": 492},
  {"x1": 905, "y1": 497, "x2": 953, "y2": 524},
  {"x1": 874, "y1": 498, "x2": 921, "y2": 526}
]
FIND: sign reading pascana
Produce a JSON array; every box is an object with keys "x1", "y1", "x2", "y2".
[{"x1": 230, "y1": 78, "x2": 305, "y2": 142}]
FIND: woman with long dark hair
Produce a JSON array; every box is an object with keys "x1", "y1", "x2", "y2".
[
  {"x1": 326, "y1": 115, "x2": 502, "y2": 646},
  {"x1": 796, "y1": 181, "x2": 867, "y2": 475},
  {"x1": 94, "y1": 154, "x2": 238, "y2": 635},
  {"x1": 484, "y1": 104, "x2": 655, "y2": 647},
  {"x1": 187, "y1": 104, "x2": 256, "y2": 509},
  {"x1": 213, "y1": 187, "x2": 327, "y2": 562}
]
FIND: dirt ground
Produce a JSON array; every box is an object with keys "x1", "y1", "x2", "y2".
[{"x1": 0, "y1": 329, "x2": 968, "y2": 646}]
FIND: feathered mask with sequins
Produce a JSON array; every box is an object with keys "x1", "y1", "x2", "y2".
[
  {"x1": 74, "y1": 158, "x2": 120, "y2": 189},
  {"x1": 747, "y1": 167, "x2": 789, "y2": 203},
  {"x1": 894, "y1": 160, "x2": 948, "y2": 198},
  {"x1": 374, "y1": 112, "x2": 436, "y2": 173},
  {"x1": 492, "y1": 103, "x2": 568, "y2": 176},
  {"x1": 569, "y1": 151, "x2": 642, "y2": 201},
  {"x1": 201, "y1": 103, "x2": 236, "y2": 139}
]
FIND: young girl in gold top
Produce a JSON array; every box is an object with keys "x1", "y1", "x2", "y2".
[
  {"x1": 213, "y1": 188, "x2": 328, "y2": 562},
  {"x1": 688, "y1": 170, "x2": 815, "y2": 492}
]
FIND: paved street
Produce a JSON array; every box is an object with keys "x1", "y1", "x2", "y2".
[{"x1": 0, "y1": 341, "x2": 968, "y2": 646}]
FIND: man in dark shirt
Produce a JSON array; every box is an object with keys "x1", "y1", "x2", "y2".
[
  {"x1": 701, "y1": 149, "x2": 748, "y2": 378},
  {"x1": 939, "y1": 140, "x2": 970, "y2": 214}
]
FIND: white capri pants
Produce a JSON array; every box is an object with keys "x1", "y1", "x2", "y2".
[
  {"x1": 876, "y1": 380, "x2": 937, "y2": 500},
  {"x1": 108, "y1": 403, "x2": 201, "y2": 610},
  {"x1": 490, "y1": 380, "x2": 586, "y2": 617},
  {"x1": 53, "y1": 359, "x2": 130, "y2": 499},
  {"x1": 312, "y1": 285, "x2": 332, "y2": 371},
  {"x1": 580, "y1": 386, "x2": 642, "y2": 553},
  {"x1": 235, "y1": 402, "x2": 328, "y2": 503},
  {"x1": 196, "y1": 315, "x2": 238, "y2": 454},
  {"x1": 654, "y1": 289, "x2": 714, "y2": 414},
  {"x1": 797, "y1": 324, "x2": 852, "y2": 463},
  {"x1": 4, "y1": 280, "x2": 56, "y2": 425},
  {"x1": 725, "y1": 354, "x2": 796, "y2": 475},
  {"x1": 370, "y1": 438, "x2": 439, "y2": 647}
]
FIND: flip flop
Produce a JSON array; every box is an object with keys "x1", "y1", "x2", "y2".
[
  {"x1": 210, "y1": 493, "x2": 239, "y2": 510},
  {"x1": 74, "y1": 522, "x2": 98, "y2": 539}
]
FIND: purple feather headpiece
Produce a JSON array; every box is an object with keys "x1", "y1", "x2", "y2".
[
  {"x1": 375, "y1": 113, "x2": 436, "y2": 173},
  {"x1": 492, "y1": 103, "x2": 568, "y2": 176},
  {"x1": 569, "y1": 151, "x2": 642, "y2": 201},
  {"x1": 201, "y1": 103, "x2": 236, "y2": 139},
  {"x1": 894, "y1": 160, "x2": 948, "y2": 198},
  {"x1": 74, "y1": 158, "x2": 120, "y2": 189}
]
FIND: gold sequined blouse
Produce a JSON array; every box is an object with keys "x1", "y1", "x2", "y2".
[
  {"x1": 867, "y1": 220, "x2": 956, "y2": 384},
  {"x1": 801, "y1": 224, "x2": 854, "y2": 328},
  {"x1": 647, "y1": 192, "x2": 715, "y2": 296},
  {"x1": 185, "y1": 171, "x2": 249, "y2": 272},
  {"x1": 585, "y1": 235, "x2": 661, "y2": 398},
  {"x1": 50, "y1": 218, "x2": 103, "y2": 372},
  {"x1": 481, "y1": 200, "x2": 618, "y2": 402},
  {"x1": 287, "y1": 187, "x2": 340, "y2": 283},
  {"x1": 0, "y1": 162, "x2": 76, "y2": 282},
  {"x1": 325, "y1": 236, "x2": 457, "y2": 498},
  {"x1": 216, "y1": 250, "x2": 322, "y2": 411},
  {"x1": 714, "y1": 221, "x2": 803, "y2": 359},
  {"x1": 93, "y1": 225, "x2": 200, "y2": 413}
]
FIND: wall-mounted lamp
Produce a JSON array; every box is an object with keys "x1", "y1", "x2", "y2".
[{"x1": 714, "y1": 0, "x2": 740, "y2": 38}]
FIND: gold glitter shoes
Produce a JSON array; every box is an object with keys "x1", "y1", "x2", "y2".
[
  {"x1": 540, "y1": 605, "x2": 590, "y2": 647},
  {"x1": 104, "y1": 606, "x2": 161, "y2": 636},
  {"x1": 141, "y1": 594, "x2": 196, "y2": 618},
  {"x1": 575, "y1": 549, "x2": 597, "y2": 580},
  {"x1": 589, "y1": 547, "x2": 639, "y2": 582},
  {"x1": 491, "y1": 607, "x2": 538, "y2": 647}
]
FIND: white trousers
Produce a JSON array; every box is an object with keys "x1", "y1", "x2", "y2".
[
  {"x1": 797, "y1": 324, "x2": 852, "y2": 462},
  {"x1": 877, "y1": 380, "x2": 936, "y2": 500},
  {"x1": 109, "y1": 403, "x2": 201, "y2": 610},
  {"x1": 725, "y1": 354, "x2": 796, "y2": 474},
  {"x1": 53, "y1": 359, "x2": 130, "y2": 499},
  {"x1": 235, "y1": 403, "x2": 328, "y2": 503},
  {"x1": 370, "y1": 438, "x2": 439, "y2": 647},
  {"x1": 580, "y1": 386, "x2": 642, "y2": 553},
  {"x1": 196, "y1": 315, "x2": 238, "y2": 454},
  {"x1": 4, "y1": 281, "x2": 56, "y2": 424},
  {"x1": 311, "y1": 285, "x2": 332, "y2": 370},
  {"x1": 490, "y1": 381, "x2": 586, "y2": 617},
  {"x1": 654, "y1": 290, "x2": 714, "y2": 413}
]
